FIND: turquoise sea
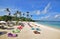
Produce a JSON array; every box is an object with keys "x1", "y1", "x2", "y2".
[{"x1": 36, "y1": 21, "x2": 60, "y2": 29}]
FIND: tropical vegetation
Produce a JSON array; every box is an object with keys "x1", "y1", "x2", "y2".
[{"x1": 0, "y1": 8, "x2": 35, "y2": 22}]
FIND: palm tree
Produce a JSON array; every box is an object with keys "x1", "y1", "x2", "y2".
[
  {"x1": 5, "y1": 8, "x2": 11, "y2": 16},
  {"x1": 22, "y1": 13, "x2": 25, "y2": 17},
  {"x1": 5, "y1": 8, "x2": 11, "y2": 21},
  {"x1": 5, "y1": 8, "x2": 12, "y2": 26},
  {"x1": 14, "y1": 11, "x2": 21, "y2": 25},
  {"x1": 16, "y1": 11, "x2": 21, "y2": 18},
  {"x1": 14, "y1": 11, "x2": 21, "y2": 18},
  {"x1": 31, "y1": 15, "x2": 33, "y2": 18},
  {"x1": 26, "y1": 12, "x2": 29, "y2": 18},
  {"x1": 18, "y1": 11, "x2": 21, "y2": 18}
]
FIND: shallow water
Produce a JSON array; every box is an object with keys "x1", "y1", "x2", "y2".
[{"x1": 36, "y1": 21, "x2": 60, "y2": 29}]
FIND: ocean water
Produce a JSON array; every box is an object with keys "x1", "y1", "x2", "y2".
[{"x1": 36, "y1": 21, "x2": 60, "y2": 29}]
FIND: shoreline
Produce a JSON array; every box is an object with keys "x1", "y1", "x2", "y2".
[
  {"x1": 30, "y1": 22, "x2": 60, "y2": 32},
  {"x1": 0, "y1": 22, "x2": 60, "y2": 39}
]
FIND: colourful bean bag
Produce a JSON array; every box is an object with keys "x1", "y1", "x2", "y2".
[
  {"x1": 33, "y1": 31, "x2": 40, "y2": 34},
  {"x1": 31, "y1": 27, "x2": 35, "y2": 30},
  {"x1": 36, "y1": 28, "x2": 41, "y2": 31},
  {"x1": 17, "y1": 26, "x2": 23, "y2": 30},
  {"x1": 8, "y1": 33, "x2": 18, "y2": 37},
  {"x1": 12, "y1": 29, "x2": 20, "y2": 33}
]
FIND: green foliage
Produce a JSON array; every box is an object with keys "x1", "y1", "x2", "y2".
[
  {"x1": 0, "y1": 15, "x2": 12, "y2": 21},
  {"x1": 0, "y1": 15, "x2": 35, "y2": 22}
]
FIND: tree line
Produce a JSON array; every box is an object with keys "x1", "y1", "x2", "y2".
[{"x1": 0, "y1": 8, "x2": 35, "y2": 22}]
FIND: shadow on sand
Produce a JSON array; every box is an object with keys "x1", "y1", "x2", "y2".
[{"x1": 0, "y1": 31, "x2": 7, "y2": 36}]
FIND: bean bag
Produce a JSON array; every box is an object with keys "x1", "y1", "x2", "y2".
[
  {"x1": 33, "y1": 31, "x2": 40, "y2": 34},
  {"x1": 8, "y1": 33, "x2": 18, "y2": 37},
  {"x1": 17, "y1": 26, "x2": 23, "y2": 30},
  {"x1": 12, "y1": 29, "x2": 20, "y2": 33},
  {"x1": 31, "y1": 27, "x2": 35, "y2": 30},
  {"x1": 0, "y1": 26, "x2": 7, "y2": 29},
  {"x1": 36, "y1": 28, "x2": 41, "y2": 31}
]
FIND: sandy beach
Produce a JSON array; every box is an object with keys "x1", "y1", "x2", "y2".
[{"x1": 0, "y1": 22, "x2": 60, "y2": 39}]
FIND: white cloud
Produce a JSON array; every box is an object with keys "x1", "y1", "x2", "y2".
[
  {"x1": 32, "y1": 2, "x2": 51, "y2": 15},
  {"x1": 55, "y1": 14, "x2": 60, "y2": 18},
  {"x1": 33, "y1": 10, "x2": 41, "y2": 15},
  {"x1": 0, "y1": 9, "x2": 5, "y2": 12},
  {"x1": 42, "y1": 2, "x2": 51, "y2": 14},
  {"x1": 40, "y1": 15, "x2": 50, "y2": 20}
]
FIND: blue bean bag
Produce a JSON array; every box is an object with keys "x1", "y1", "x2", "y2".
[
  {"x1": 36, "y1": 28, "x2": 41, "y2": 31},
  {"x1": 31, "y1": 27, "x2": 35, "y2": 30}
]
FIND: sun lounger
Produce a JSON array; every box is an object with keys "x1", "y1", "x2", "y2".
[
  {"x1": 18, "y1": 23, "x2": 24, "y2": 27},
  {"x1": 0, "y1": 26, "x2": 7, "y2": 29},
  {"x1": 7, "y1": 28, "x2": 14, "y2": 30},
  {"x1": 28, "y1": 23, "x2": 33, "y2": 27}
]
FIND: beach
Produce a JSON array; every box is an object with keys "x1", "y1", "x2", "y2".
[{"x1": 0, "y1": 22, "x2": 60, "y2": 39}]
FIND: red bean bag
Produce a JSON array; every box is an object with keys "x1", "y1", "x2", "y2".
[{"x1": 17, "y1": 26, "x2": 23, "y2": 30}]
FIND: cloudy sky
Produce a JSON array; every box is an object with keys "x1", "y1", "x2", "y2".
[{"x1": 0, "y1": 0, "x2": 60, "y2": 21}]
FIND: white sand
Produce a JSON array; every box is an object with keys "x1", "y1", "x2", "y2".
[{"x1": 0, "y1": 22, "x2": 60, "y2": 39}]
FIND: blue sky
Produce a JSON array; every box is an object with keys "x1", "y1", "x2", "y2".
[{"x1": 0, "y1": 0, "x2": 60, "y2": 21}]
